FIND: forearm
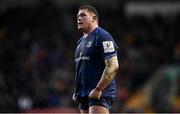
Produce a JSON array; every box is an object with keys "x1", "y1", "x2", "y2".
[{"x1": 96, "y1": 56, "x2": 119, "y2": 91}]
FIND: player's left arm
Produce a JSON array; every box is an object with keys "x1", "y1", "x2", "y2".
[
  {"x1": 97, "y1": 55, "x2": 119, "y2": 90},
  {"x1": 89, "y1": 55, "x2": 119, "y2": 99}
]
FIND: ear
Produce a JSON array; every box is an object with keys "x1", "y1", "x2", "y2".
[
  {"x1": 93, "y1": 16, "x2": 96, "y2": 21},
  {"x1": 92, "y1": 16, "x2": 96, "y2": 22}
]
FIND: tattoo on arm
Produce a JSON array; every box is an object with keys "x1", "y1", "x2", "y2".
[
  {"x1": 96, "y1": 56, "x2": 119, "y2": 91},
  {"x1": 103, "y1": 56, "x2": 119, "y2": 81}
]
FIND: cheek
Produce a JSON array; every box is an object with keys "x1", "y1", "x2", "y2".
[
  {"x1": 87, "y1": 17, "x2": 93, "y2": 21},
  {"x1": 84, "y1": 16, "x2": 92, "y2": 21},
  {"x1": 85, "y1": 18, "x2": 93, "y2": 24}
]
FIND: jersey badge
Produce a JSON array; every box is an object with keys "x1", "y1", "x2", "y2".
[
  {"x1": 102, "y1": 41, "x2": 115, "y2": 53},
  {"x1": 86, "y1": 41, "x2": 92, "y2": 48}
]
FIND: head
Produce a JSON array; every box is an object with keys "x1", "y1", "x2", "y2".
[{"x1": 77, "y1": 5, "x2": 99, "y2": 33}]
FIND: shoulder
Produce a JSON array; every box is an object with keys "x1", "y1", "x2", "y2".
[{"x1": 95, "y1": 27, "x2": 113, "y2": 40}]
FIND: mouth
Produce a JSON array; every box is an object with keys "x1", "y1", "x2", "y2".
[{"x1": 78, "y1": 22, "x2": 83, "y2": 26}]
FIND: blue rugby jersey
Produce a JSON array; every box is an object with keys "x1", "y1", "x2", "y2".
[{"x1": 74, "y1": 27, "x2": 118, "y2": 100}]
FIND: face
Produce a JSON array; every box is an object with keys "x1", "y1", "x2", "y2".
[{"x1": 77, "y1": 9, "x2": 95, "y2": 32}]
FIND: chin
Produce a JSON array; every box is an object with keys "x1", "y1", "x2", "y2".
[{"x1": 78, "y1": 27, "x2": 84, "y2": 32}]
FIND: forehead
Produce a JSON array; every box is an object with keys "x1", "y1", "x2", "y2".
[{"x1": 77, "y1": 9, "x2": 93, "y2": 16}]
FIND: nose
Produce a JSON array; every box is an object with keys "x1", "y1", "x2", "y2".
[
  {"x1": 77, "y1": 18, "x2": 82, "y2": 24},
  {"x1": 77, "y1": 17, "x2": 81, "y2": 21}
]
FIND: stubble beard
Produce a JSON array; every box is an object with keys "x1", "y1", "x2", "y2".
[
  {"x1": 78, "y1": 26, "x2": 87, "y2": 33},
  {"x1": 78, "y1": 27, "x2": 83, "y2": 32}
]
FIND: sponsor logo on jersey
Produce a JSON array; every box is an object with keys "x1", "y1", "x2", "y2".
[{"x1": 75, "y1": 51, "x2": 90, "y2": 62}]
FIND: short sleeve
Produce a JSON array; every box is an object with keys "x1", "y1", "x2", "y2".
[{"x1": 96, "y1": 33, "x2": 118, "y2": 60}]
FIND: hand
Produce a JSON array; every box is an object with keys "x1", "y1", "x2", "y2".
[
  {"x1": 89, "y1": 88, "x2": 102, "y2": 100},
  {"x1": 72, "y1": 93, "x2": 76, "y2": 102}
]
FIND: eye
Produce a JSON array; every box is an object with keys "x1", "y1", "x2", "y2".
[{"x1": 81, "y1": 13, "x2": 86, "y2": 17}]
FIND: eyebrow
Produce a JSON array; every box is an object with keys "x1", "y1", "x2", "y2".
[{"x1": 77, "y1": 12, "x2": 87, "y2": 18}]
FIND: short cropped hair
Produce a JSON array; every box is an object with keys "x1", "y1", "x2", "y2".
[{"x1": 79, "y1": 5, "x2": 99, "y2": 21}]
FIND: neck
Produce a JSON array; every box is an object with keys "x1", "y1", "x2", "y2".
[{"x1": 83, "y1": 24, "x2": 98, "y2": 37}]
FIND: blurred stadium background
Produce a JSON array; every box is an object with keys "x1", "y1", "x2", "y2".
[{"x1": 0, "y1": 0, "x2": 180, "y2": 113}]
